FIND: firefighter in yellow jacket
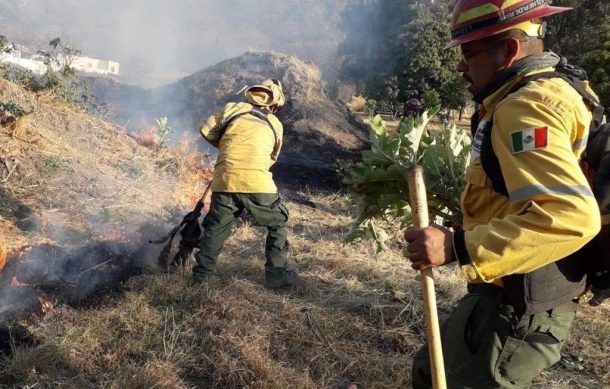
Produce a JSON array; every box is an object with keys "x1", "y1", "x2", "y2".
[
  {"x1": 404, "y1": 1, "x2": 602, "y2": 387},
  {"x1": 193, "y1": 79, "x2": 298, "y2": 288}
]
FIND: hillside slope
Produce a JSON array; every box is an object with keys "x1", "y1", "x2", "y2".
[
  {"x1": 0, "y1": 78, "x2": 211, "y2": 313},
  {"x1": 92, "y1": 51, "x2": 369, "y2": 190},
  {"x1": 0, "y1": 78, "x2": 205, "y2": 252}
]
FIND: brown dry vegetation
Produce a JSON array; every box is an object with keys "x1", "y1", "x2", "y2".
[
  {"x1": 346, "y1": 96, "x2": 367, "y2": 113},
  {"x1": 1, "y1": 66, "x2": 609, "y2": 388},
  {"x1": 0, "y1": 77, "x2": 209, "y2": 255},
  {"x1": 0, "y1": 190, "x2": 608, "y2": 387}
]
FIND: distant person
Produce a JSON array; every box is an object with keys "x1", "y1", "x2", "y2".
[
  {"x1": 402, "y1": 97, "x2": 423, "y2": 120},
  {"x1": 404, "y1": 0, "x2": 604, "y2": 387},
  {"x1": 193, "y1": 79, "x2": 298, "y2": 289}
]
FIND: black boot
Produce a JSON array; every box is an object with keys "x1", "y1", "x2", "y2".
[{"x1": 265, "y1": 269, "x2": 298, "y2": 289}]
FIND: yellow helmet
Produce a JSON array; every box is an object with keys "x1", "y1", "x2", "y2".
[
  {"x1": 245, "y1": 79, "x2": 285, "y2": 108},
  {"x1": 445, "y1": 0, "x2": 571, "y2": 49}
]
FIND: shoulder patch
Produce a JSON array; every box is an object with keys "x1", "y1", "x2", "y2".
[{"x1": 511, "y1": 127, "x2": 548, "y2": 154}]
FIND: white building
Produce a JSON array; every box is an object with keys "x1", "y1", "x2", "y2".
[
  {"x1": 0, "y1": 48, "x2": 120, "y2": 76},
  {"x1": 0, "y1": 51, "x2": 47, "y2": 74},
  {"x1": 70, "y1": 56, "x2": 120, "y2": 76}
]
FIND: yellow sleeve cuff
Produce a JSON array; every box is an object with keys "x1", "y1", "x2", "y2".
[{"x1": 460, "y1": 263, "x2": 483, "y2": 282}]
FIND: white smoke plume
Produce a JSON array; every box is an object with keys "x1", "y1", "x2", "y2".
[{"x1": 0, "y1": 0, "x2": 347, "y2": 86}]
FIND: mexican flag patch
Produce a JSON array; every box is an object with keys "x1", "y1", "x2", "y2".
[{"x1": 511, "y1": 127, "x2": 548, "y2": 154}]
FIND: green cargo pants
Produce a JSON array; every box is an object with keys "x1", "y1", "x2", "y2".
[
  {"x1": 192, "y1": 192, "x2": 290, "y2": 282},
  {"x1": 411, "y1": 285, "x2": 577, "y2": 388}
]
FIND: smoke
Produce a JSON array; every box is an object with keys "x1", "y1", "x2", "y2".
[
  {"x1": 0, "y1": 0, "x2": 347, "y2": 87},
  {"x1": 0, "y1": 0, "x2": 366, "y2": 320},
  {"x1": 0, "y1": 208, "x2": 172, "y2": 320}
]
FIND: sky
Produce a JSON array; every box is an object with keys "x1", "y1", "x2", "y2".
[{"x1": 0, "y1": 0, "x2": 347, "y2": 87}]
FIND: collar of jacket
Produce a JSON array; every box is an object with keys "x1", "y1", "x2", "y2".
[{"x1": 472, "y1": 51, "x2": 561, "y2": 104}]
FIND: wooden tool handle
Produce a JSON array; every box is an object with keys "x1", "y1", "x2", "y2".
[{"x1": 407, "y1": 165, "x2": 447, "y2": 389}]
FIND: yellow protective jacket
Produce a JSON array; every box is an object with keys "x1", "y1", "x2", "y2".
[
  {"x1": 455, "y1": 68, "x2": 602, "y2": 284},
  {"x1": 200, "y1": 102, "x2": 283, "y2": 193}
]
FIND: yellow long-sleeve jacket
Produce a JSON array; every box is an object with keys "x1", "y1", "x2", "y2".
[
  {"x1": 454, "y1": 68, "x2": 602, "y2": 284},
  {"x1": 200, "y1": 102, "x2": 283, "y2": 193}
]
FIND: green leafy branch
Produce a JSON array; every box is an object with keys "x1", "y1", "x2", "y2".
[
  {"x1": 155, "y1": 116, "x2": 173, "y2": 150},
  {"x1": 339, "y1": 111, "x2": 471, "y2": 251}
]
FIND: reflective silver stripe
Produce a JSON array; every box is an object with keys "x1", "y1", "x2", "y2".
[
  {"x1": 572, "y1": 137, "x2": 587, "y2": 151},
  {"x1": 509, "y1": 184, "x2": 594, "y2": 202}
]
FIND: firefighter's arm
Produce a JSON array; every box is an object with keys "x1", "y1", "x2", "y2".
[
  {"x1": 199, "y1": 103, "x2": 242, "y2": 147},
  {"x1": 269, "y1": 119, "x2": 283, "y2": 165},
  {"x1": 199, "y1": 111, "x2": 224, "y2": 148},
  {"x1": 457, "y1": 97, "x2": 601, "y2": 282}
]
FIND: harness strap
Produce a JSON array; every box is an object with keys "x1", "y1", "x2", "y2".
[{"x1": 220, "y1": 107, "x2": 280, "y2": 159}]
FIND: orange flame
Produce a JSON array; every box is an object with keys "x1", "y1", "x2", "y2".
[
  {"x1": 38, "y1": 294, "x2": 54, "y2": 315},
  {"x1": 0, "y1": 244, "x2": 6, "y2": 271},
  {"x1": 174, "y1": 139, "x2": 215, "y2": 209},
  {"x1": 129, "y1": 128, "x2": 215, "y2": 210},
  {"x1": 129, "y1": 125, "x2": 161, "y2": 149}
]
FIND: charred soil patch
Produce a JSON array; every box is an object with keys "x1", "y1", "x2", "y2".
[{"x1": 0, "y1": 241, "x2": 151, "y2": 358}]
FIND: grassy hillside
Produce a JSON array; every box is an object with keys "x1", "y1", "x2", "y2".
[
  {"x1": 0, "y1": 71, "x2": 609, "y2": 388},
  {"x1": 0, "y1": 78, "x2": 208, "y2": 252},
  {"x1": 0, "y1": 76, "x2": 213, "y2": 319}
]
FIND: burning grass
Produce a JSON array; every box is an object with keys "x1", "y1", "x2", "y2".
[
  {"x1": 0, "y1": 239, "x2": 6, "y2": 271},
  {"x1": 0, "y1": 76, "x2": 215, "y2": 361},
  {"x1": 1, "y1": 191, "x2": 606, "y2": 387},
  {"x1": 0, "y1": 78, "x2": 213, "y2": 258}
]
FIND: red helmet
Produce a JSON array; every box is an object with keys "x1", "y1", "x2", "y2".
[{"x1": 445, "y1": 0, "x2": 571, "y2": 49}]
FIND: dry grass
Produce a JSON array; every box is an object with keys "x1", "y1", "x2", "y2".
[
  {"x1": 0, "y1": 78, "x2": 209, "y2": 257},
  {"x1": 346, "y1": 96, "x2": 366, "y2": 113},
  {"x1": 1, "y1": 78, "x2": 608, "y2": 388},
  {"x1": 0, "y1": 191, "x2": 608, "y2": 387},
  {"x1": 0, "y1": 191, "x2": 558, "y2": 386}
]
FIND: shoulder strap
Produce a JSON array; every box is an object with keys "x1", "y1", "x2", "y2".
[
  {"x1": 480, "y1": 72, "x2": 605, "y2": 197},
  {"x1": 218, "y1": 107, "x2": 280, "y2": 158},
  {"x1": 508, "y1": 72, "x2": 604, "y2": 127}
]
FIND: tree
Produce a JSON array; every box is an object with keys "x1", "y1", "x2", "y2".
[
  {"x1": 0, "y1": 35, "x2": 14, "y2": 54},
  {"x1": 580, "y1": 41, "x2": 610, "y2": 107},
  {"x1": 338, "y1": 0, "x2": 417, "y2": 96},
  {"x1": 422, "y1": 90, "x2": 441, "y2": 110},
  {"x1": 545, "y1": 0, "x2": 610, "y2": 64},
  {"x1": 392, "y1": 19, "x2": 467, "y2": 111},
  {"x1": 383, "y1": 76, "x2": 400, "y2": 113}
]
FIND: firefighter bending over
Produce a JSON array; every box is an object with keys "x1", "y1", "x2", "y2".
[{"x1": 193, "y1": 79, "x2": 298, "y2": 289}]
